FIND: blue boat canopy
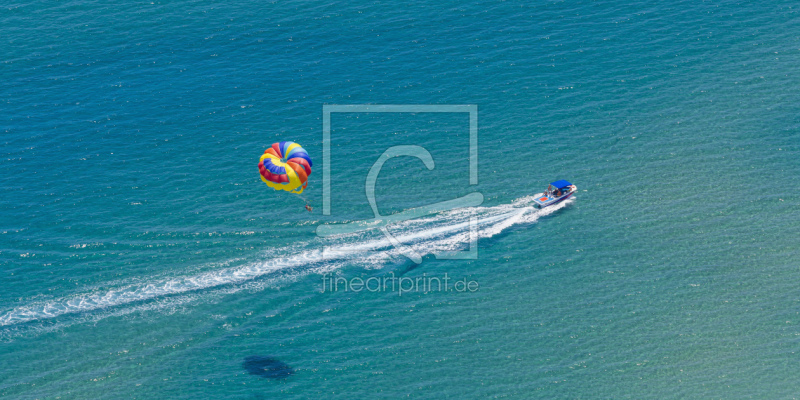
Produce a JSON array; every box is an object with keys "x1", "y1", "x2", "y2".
[{"x1": 550, "y1": 180, "x2": 572, "y2": 189}]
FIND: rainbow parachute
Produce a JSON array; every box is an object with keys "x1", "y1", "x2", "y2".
[{"x1": 258, "y1": 141, "x2": 312, "y2": 194}]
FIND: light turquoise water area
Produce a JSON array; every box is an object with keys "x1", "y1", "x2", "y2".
[{"x1": 2, "y1": 0, "x2": 799, "y2": 397}]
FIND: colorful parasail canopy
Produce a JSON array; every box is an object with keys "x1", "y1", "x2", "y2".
[{"x1": 258, "y1": 141, "x2": 313, "y2": 194}]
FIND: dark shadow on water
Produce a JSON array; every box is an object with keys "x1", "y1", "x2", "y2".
[{"x1": 243, "y1": 356, "x2": 294, "y2": 380}]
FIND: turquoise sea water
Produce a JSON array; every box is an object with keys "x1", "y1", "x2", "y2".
[{"x1": 2, "y1": 0, "x2": 800, "y2": 397}]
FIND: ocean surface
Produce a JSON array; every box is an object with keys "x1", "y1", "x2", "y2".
[{"x1": 2, "y1": 0, "x2": 799, "y2": 398}]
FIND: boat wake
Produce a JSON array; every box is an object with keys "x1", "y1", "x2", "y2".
[{"x1": 0, "y1": 195, "x2": 575, "y2": 333}]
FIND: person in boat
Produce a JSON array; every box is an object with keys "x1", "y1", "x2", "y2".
[{"x1": 554, "y1": 188, "x2": 562, "y2": 197}]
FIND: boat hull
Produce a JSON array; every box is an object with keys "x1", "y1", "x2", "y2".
[{"x1": 532, "y1": 186, "x2": 576, "y2": 208}]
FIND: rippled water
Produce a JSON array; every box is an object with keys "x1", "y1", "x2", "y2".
[{"x1": 2, "y1": 0, "x2": 799, "y2": 398}]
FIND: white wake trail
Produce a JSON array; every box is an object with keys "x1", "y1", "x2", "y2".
[{"x1": 0, "y1": 196, "x2": 574, "y2": 327}]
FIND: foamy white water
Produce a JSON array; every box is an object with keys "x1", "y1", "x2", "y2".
[{"x1": 0, "y1": 196, "x2": 573, "y2": 327}]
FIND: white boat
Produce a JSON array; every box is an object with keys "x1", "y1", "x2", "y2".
[{"x1": 532, "y1": 180, "x2": 577, "y2": 208}]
